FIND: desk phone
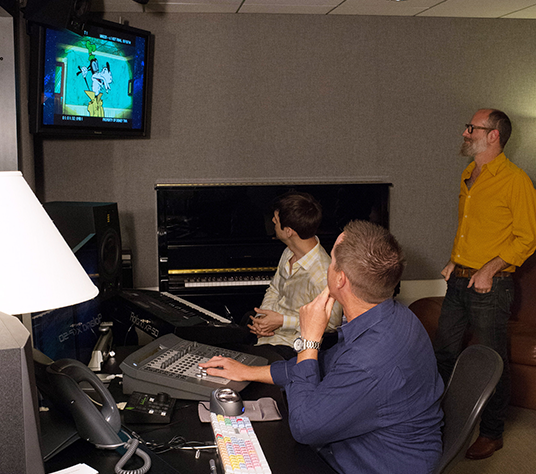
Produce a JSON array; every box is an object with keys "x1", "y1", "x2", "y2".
[{"x1": 120, "y1": 333, "x2": 268, "y2": 400}]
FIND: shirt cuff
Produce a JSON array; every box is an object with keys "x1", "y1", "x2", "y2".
[
  {"x1": 270, "y1": 357, "x2": 320, "y2": 387},
  {"x1": 281, "y1": 314, "x2": 298, "y2": 331},
  {"x1": 270, "y1": 359, "x2": 295, "y2": 386}
]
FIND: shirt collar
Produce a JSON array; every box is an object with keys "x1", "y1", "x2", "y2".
[
  {"x1": 462, "y1": 152, "x2": 507, "y2": 179},
  {"x1": 288, "y1": 236, "x2": 321, "y2": 271},
  {"x1": 339, "y1": 298, "x2": 395, "y2": 344},
  {"x1": 484, "y1": 152, "x2": 507, "y2": 176}
]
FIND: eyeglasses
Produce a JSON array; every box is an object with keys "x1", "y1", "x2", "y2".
[{"x1": 465, "y1": 123, "x2": 495, "y2": 134}]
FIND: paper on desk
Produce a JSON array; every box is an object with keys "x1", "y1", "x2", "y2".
[
  {"x1": 50, "y1": 463, "x2": 98, "y2": 474},
  {"x1": 198, "y1": 397, "x2": 282, "y2": 422}
]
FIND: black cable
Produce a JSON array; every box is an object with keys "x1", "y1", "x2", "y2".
[{"x1": 127, "y1": 429, "x2": 216, "y2": 455}]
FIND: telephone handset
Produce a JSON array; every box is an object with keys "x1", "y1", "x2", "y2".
[
  {"x1": 45, "y1": 359, "x2": 122, "y2": 447},
  {"x1": 36, "y1": 353, "x2": 151, "y2": 473}
]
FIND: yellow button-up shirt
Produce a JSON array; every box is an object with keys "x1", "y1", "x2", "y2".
[{"x1": 451, "y1": 153, "x2": 536, "y2": 271}]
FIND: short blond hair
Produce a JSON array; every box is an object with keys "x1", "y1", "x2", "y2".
[{"x1": 334, "y1": 220, "x2": 405, "y2": 304}]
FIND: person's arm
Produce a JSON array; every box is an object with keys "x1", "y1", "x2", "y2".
[
  {"x1": 441, "y1": 260, "x2": 456, "y2": 281},
  {"x1": 248, "y1": 309, "x2": 284, "y2": 337},
  {"x1": 470, "y1": 173, "x2": 536, "y2": 292},
  {"x1": 199, "y1": 356, "x2": 275, "y2": 384},
  {"x1": 468, "y1": 256, "x2": 510, "y2": 293},
  {"x1": 202, "y1": 288, "x2": 334, "y2": 381},
  {"x1": 274, "y1": 289, "x2": 384, "y2": 445},
  {"x1": 281, "y1": 359, "x2": 383, "y2": 446},
  {"x1": 295, "y1": 287, "x2": 334, "y2": 363},
  {"x1": 248, "y1": 251, "x2": 287, "y2": 337},
  {"x1": 258, "y1": 277, "x2": 280, "y2": 312},
  {"x1": 308, "y1": 251, "x2": 342, "y2": 332},
  {"x1": 499, "y1": 172, "x2": 536, "y2": 266}
]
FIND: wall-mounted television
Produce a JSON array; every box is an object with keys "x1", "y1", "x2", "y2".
[{"x1": 28, "y1": 19, "x2": 152, "y2": 138}]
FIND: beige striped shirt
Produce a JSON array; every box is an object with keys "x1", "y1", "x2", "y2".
[{"x1": 256, "y1": 238, "x2": 342, "y2": 348}]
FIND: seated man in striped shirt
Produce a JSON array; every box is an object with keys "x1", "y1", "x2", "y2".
[{"x1": 247, "y1": 191, "x2": 342, "y2": 360}]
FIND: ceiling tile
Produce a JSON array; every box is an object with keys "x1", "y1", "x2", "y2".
[
  {"x1": 417, "y1": 0, "x2": 536, "y2": 18},
  {"x1": 94, "y1": 0, "x2": 536, "y2": 19},
  {"x1": 239, "y1": 5, "x2": 333, "y2": 13},
  {"x1": 244, "y1": 0, "x2": 340, "y2": 5},
  {"x1": 329, "y1": 0, "x2": 439, "y2": 16},
  {"x1": 502, "y1": 4, "x2": 536, "y2": 18}
]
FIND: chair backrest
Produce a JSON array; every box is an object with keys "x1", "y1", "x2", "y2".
[{"x1": 432, "y1": 344, "x2": 503, "y2": 474}]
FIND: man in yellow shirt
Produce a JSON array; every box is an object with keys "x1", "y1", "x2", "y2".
[{"x1": 435, "y1": 109, "x2": 536, "y2": 460}]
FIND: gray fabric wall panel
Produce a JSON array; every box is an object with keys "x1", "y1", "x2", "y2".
[{"x1": 40, "y1": 14, "x2": 536, "y2": 288}]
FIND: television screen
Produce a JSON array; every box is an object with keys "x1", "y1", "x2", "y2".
[{"x1": 29, "y1": 19, "x2": 152, "y2": 137}]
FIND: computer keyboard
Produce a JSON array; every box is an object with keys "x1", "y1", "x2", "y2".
[{"x1": 210, "y1": 412, "x2": 272, "y2": 474}]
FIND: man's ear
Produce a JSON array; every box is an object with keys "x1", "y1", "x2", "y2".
[
  {"x1": 488, "y1": 129, "x2": 500, "y2": 146},
  {"x1": 285, "y1": 226, "x2": 296, "y2": 238},
  {"x1": 337, "y1": 270, "x2": 347, "y2": 289}
]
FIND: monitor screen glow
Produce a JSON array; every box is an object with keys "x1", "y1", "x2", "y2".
[{"x1": 30, "y1": 19, "x2": 152, "y2": 138}]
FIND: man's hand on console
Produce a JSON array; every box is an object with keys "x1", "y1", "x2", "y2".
[
  {"x1": 200, "y1": 356, "x2": 251, "y2": 381},
  {"x1": 199, "y1": 356, "x2": 274, "y2": 384},
  {"x1": 247, "y1": 309, "x2": 284, "y2": 337}
]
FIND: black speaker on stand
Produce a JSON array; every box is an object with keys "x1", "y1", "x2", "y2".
[
  {"x1": 23, "y1": 0, "x2": 92, "y2": 34},
  {"x1": 31, "y1": 202, "x2": 122, "y2": 365},
  {"x1": 44, "y1": 201, "x2": 122, "y2": 298}
]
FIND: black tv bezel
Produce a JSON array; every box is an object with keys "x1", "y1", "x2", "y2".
[{"x1": 28, "y1": 19, "x2": 153, "y2": 139}]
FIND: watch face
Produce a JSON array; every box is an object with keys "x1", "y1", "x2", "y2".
[{"x1": 293, "y1": 337, "x2": 304, "y2": 352}]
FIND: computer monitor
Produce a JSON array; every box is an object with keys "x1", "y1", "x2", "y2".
[{"x1": 28, "y1": 18, "x2": 152, "y2": 138}]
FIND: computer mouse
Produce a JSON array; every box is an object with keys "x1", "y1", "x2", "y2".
[{"x1": 210, "y1": 388, "x2": 245, "y2": 416}]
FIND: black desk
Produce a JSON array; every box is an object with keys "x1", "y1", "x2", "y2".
[{"x1": 44, "y1": 348, "x2": 336, "y2": 474}]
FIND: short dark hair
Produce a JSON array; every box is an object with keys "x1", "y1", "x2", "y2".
[
  {"x1": 333, "y1": 220, "x2": 406, "y2": 304},
  {"x1": 486, "y1": 109, "x2": 512, "y2": 149},
  {"x1": 274, "y1": 191, "x2": 322, "y2": 240}
]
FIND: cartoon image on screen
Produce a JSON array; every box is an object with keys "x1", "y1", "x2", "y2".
[
  {"x1": 78, "y1": 40, "x2": 113, "y2": 117},
  {"x1": 41, "y1": 25, "x2": 146, "y2": 131}
]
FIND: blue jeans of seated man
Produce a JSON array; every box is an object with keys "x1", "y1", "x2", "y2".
[{"x1": 433, "y1": 274, "x2": 514, "y2": 439}]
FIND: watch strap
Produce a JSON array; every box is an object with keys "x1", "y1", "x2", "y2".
[
  {"x1": 302, "y1": 339, "x2": 322, "y2": 351},
  {"x1": 294, "y1": 337, "x2": 322, "y2": 353}
]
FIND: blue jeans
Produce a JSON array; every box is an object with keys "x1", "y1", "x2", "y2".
[{"x1": 433, "y1": 274, "x2": 514, "y2": 439}]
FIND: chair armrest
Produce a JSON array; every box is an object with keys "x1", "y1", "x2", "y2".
[{"x1": 408, "y1": 297, "x2": 445, "y2": 342}]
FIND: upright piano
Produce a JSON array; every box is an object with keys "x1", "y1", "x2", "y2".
[{"x1": 156, "y1": 181, "x2": 391, "y2": 321}]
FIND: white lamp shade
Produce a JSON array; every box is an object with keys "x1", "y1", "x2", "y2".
[{"x1": 0, "y1": 171, "x2": 98, "y2": 315}]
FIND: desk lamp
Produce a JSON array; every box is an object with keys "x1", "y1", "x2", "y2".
[{"x1": 0, "y1": 171, "x2": 99, "y2": 474}]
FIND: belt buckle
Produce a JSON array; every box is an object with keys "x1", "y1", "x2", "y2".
[{"x1": 456, "y1": 266, "x2": 472, "y2": 278}]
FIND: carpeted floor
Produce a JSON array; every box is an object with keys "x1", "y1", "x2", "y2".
[{"x1": 450, "y1": 406, "x2": 536, "y2": 474}]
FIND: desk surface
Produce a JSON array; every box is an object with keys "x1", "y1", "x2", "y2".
[{"x1": 44, "y1": 348, "x2": 336, "y2": 474}]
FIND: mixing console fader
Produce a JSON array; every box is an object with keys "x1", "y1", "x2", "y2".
[{"x1": 120, "y1": 333, "x2": 268, "y2": 400}]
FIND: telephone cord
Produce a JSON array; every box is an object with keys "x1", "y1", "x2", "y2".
[{"x1": 113, "y1": 438, "x2": 152, "y2": 474}]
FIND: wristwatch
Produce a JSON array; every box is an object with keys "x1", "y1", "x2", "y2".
[{"x1": 293, "y1": 337, "x2": 322, "y2": 353}]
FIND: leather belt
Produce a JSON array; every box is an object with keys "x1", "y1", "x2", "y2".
[{"x1": 454, "y1": 265, "x2": 512, "y2": 278}]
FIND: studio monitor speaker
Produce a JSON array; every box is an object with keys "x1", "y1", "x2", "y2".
[
  {"x1": 24, "y1": 0, "x2": 91, "y2": 34},
  {"x1": 44, "y1": 201, "x2": 122, "y2": 298}
]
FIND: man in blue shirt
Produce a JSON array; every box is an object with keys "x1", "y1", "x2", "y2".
[{"x1": 201, "y1": 220, "x2": 444, "y2": 474}]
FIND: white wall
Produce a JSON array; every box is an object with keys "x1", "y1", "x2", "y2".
[{"x1": 396, "y1": 279, "x2": 447, "y2": 308}]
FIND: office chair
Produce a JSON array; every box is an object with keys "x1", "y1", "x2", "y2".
[{"x1": 432, "y1": 344, "x2": 503, "y2": 474}]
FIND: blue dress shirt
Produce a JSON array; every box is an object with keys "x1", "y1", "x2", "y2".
[{"x1": 270, "y1": 299, "x2": 444, "y2": 474}]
